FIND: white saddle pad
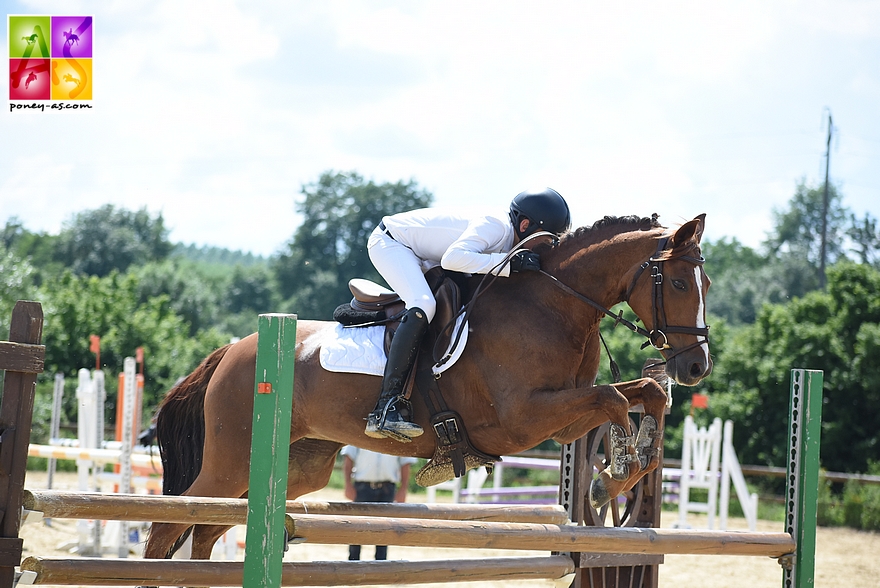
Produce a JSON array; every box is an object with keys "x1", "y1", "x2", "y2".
[{"x1": 319, "y1": 315, "x2": 468, "y2": 377}]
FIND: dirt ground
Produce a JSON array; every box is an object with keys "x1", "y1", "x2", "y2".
[{"x1": 17, "y1": 472, "x2": 880, "y2": 587}]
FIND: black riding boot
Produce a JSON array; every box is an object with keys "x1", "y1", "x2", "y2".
[{"x1": 364, "y1": 307, "x2": 429, "y2": 441}]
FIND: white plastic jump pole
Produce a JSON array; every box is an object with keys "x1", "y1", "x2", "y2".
[
  {"x1": 46, "y1": 374, "x2": 64, "y2": 491},
  {"x1": 75, "y1": 369, "x2": 99, "y2": 554},
  {"x1": 116, "y1": 357, "x2": 137, "y2": 557}
]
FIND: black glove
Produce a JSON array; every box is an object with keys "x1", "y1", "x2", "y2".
[{"x1": 509, "y1": 251, "x2": 541, "y2": 273}]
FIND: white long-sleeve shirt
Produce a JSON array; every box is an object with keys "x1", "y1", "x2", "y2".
[
  {"x1": 341, "y1": 446, "x2": 417, "y2": 484},
  {"x1": 380, "y1": 208, "x2": 517, "y2": 277}
]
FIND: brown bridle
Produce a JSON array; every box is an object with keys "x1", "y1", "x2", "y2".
[{"x1": 621, "y1": 237, "x2": 710, "y2": 361}]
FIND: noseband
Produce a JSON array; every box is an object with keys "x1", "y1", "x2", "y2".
[
  {"x1": 622, "y1": 237, "x2": 710, "y2": 360},
  {"x1": 539, "y1": 236, "x2": 710, "y2": 365}
]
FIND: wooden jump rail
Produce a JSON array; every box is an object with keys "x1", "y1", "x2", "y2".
[
  {"x1": 19, "y1": 555, "x2": 576, "y2": 586},
  {"x1": 22, "y1": 489, "x2": 570, "y2": 525},
  {"x1": 280, "y1": 514, "x2": 797, "y2": 558},
  {"x1": 21, "y1": 490, "x2": 795, "y2": 556}
]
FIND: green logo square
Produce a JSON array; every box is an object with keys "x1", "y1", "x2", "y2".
[{"x1": 9, "y1": 15, "x2": 51, "y2": 59}]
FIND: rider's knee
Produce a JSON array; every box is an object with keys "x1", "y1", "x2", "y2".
[{"x1": 412, "y1": 295, "x2": 436, "y2": 323}]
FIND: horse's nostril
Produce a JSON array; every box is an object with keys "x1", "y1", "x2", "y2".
[{"x1": 690, "y1": 362, "x2": 704, "y2": 378}]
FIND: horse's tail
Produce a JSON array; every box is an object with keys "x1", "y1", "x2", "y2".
[{"x1": 155, "y1": 344, "x2": 233, "y2": 497}]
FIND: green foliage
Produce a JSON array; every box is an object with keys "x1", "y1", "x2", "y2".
[
  {"x1": 0, "y1": 244, "x2": 36, "y2": 336},
  {"x1": 172, "y1": 243, "x2": 267, "y2": 267},
  {"x1": 226, "y1": 264, "x2": 277, "y2": 315},
  {"x1": 53, "y1": 205, "x2": 173, "y2": 277},
  {"x1": 37, "y1": 269, "x2": 229, "y2": 423},
  {"x1": 817, "y1": 464, "x2": 880, "y2": 531},
  {"x1": 704, "y1": 238, "x2": 818, "y2": 325},
  {"x1": 693, "y1": 262, "x2": 880, "y2": 473},
  {"x1": 273, "y1": 170, "x2": 433, "y2": 319},
  {"x1": 847, "y1": 212, "x2": 880, "y2": 267},
  {"x1": 1, "y1": 218, "x2": 61, "y2": 285},
  {"x1": 129, "y1": 260, "x2": 223, "y2": 336}
]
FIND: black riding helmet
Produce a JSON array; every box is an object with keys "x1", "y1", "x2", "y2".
[{"x1": 508, "y1": 187, "x2": 571, "y2": 239}]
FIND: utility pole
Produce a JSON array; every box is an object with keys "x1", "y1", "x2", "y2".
[{"x1": 819, "y1": 110, "x2": 833, "y2": 289}]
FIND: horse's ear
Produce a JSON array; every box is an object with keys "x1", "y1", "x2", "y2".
[{"x1": 670, "y1": 214, "x2": 706, "y2": 247}]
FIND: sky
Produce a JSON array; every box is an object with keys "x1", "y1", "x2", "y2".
[{"x1": 3, "y1": 0, "x2": 879, "y2": 258}]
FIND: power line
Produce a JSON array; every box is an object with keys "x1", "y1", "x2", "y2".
[{"x1": 820, "y1": 109, "x2": 835, "y2": 289}]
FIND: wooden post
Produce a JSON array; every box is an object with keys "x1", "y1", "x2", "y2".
[
  {"x1": 0, "y1": 301, "x2": 45, "y2": 588},
  {"x1": 783, "y1": 369, "x2": 822, "y2": 588},
  {"x1": 243, "y1": 314, "x2": 297, "y2": 588}
]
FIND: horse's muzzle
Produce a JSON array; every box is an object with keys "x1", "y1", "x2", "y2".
[{"x1": 667, "y1": 353, "x2": 712, "y2": 387}]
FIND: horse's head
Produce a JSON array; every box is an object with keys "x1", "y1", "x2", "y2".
[{"x1": 625, "y1": 214, "x2": 712, "y2": 386}]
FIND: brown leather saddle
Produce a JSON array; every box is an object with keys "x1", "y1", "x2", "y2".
[
  {"x1": 332, "y1": 268, "x2": 500, "y2": 485},
  {"x1": 333, "y1": 267, "x2": 462, "y2": 359}
]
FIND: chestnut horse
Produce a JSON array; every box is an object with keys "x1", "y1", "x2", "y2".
[{"x1": 144, "y1": 213, "x2": 712, "y2": 560}]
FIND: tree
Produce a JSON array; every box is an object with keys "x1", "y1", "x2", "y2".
[
  {"x1": 274, "y1": 171, "x2": 433, "y2": 319},
  {"x1": 848, "y1": 212, "x2": 880, "y2": 268},
  {"x1": 1, "y1": 217, "x2": 61, "y2": 283},
  {"x1": 701, "y1": 238, "x2": 782, "y2": 325},
  {"x1": 54, "y1": 205, "x2": 173, "y2": 277},
  {"x1": 226, "y1": 264, "x2": 276, "y2": 315},
  {"x1": 764, "y1": 179, "x2": 850, "y2": 288},
  {"x1": 0, "y1": 243, "x2": 35, "y2": 336},
  {"x1": 129, "y1": 260, "x2": 223, "y2": 336}
]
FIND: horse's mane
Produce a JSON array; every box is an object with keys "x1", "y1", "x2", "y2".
[{"x1": 537, "y1": 214, "x2": 664, "y2": 254}]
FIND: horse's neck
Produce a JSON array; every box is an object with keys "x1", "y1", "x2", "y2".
[{"x1": 552, "y1": 231, "x2": 658, "y2": 309}]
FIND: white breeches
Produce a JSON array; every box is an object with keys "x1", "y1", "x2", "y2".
[{"x1": 367, "y1": 228, "x2": 437, "y2": 322}]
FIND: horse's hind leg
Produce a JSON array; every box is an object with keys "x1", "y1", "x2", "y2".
[
  {"x1": 144, "y1": 522, "x2": 194, "y2": 559},
  {"x1": 286, "y1": 438, "x2": 344, "y2": 499},
  {"x1": 186, "y1": 439, "x2": 342, "y2": 560},
  {"x1": 191, "y1": 524, "x2": 235, "y2": 559}
]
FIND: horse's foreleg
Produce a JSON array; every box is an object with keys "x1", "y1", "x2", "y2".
[
  {"x1": 592, "y1": 377, "x2": 668, "y2": 501},
  {"x1": 613, "y1": 377, "x2": 668, "y2": 476},
  {"x1": 499, "y1": 385, "x2": 640, "y2": 509},
  {"x1": 537, "y1": 380, "x2": 665, "y2": 510}
]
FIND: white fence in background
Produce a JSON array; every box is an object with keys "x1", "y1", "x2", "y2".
[{"x1": 672, "y1": 416, "x2": 758, "y2": 531}]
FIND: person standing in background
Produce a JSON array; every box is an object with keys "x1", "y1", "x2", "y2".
[{"x1": 341, "y1": 445, "x2": 417, "y2": 561}]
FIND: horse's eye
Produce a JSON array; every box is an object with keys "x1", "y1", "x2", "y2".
[{"x1": 672, "y1": 279, "x2": 687, "y2": 291}]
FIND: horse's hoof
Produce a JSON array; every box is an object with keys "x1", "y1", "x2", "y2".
[
  {"x1": 589, "y1": 476, "x2": 613, "y2": 509},
  {"x1": 608, "y1": 424, "x2": 636, "y2": 481},
  {"x1": 635, "y1": 415, "x2": 660, "y2": 470}
]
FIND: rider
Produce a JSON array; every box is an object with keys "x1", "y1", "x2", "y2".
[{"x1": 364, "y1": 188, "x2": 572, "y2": 441}]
